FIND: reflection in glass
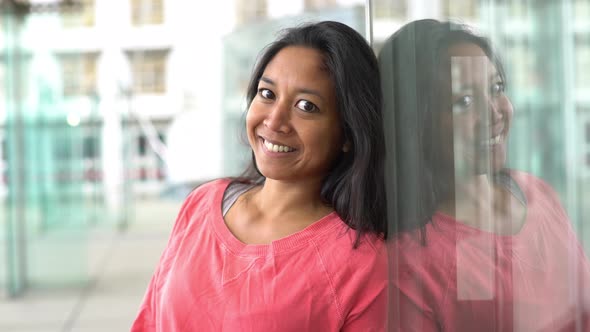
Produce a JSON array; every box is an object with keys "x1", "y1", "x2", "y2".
[{"x1": 380, "y1": 19, "x2": 590, "y2": 331}]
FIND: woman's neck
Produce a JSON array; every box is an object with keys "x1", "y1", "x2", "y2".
[
  {"x1": 253, "y1": 178, "x2": 327, "y2": 217},
  {"x1": 223, "y1": 177, "x2": 333, "y2": 244},
  {"x1": 437, "y1": 174, "x2": 526, "y2": 234},
  {"x1": 438, "y1": 174, "x2": 492, "y2": 217}
]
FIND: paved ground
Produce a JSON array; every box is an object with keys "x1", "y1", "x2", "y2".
[{"x1": 0, "y1": 199, "x2": 182, "y2": 332}]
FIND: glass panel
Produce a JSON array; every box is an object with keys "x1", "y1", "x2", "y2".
[
  {"x1": 0, "y1": 0, "x2": 115, "y2": 298},
  {"x1": 376, "y1": 0, "x2": 590, "y2": 330}
]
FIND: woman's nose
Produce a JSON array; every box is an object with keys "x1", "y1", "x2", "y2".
[
  {"x1": 487, "y1": 97, "x2": 505, "y2": 123},
  {"x1": 477, "y1": 94, "x2": 504, "y2": 124},
  {"x1": 263, "y1": 102, "x2": 292, "y2": 133}
]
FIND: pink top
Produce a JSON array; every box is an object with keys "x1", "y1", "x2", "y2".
[
  {"x1": 131, "y1": 179, "x2": 388, "y2": 331},
  {"x1": 389, "y1": 171, "x2": 590, "y2": 331}
]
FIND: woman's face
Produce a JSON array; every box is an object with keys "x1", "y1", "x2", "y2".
[
  {"x1": 439, "y1": 42, "x2": 514, "y2": 176},
  {"x1": 246, "y1": 46, "x2": 343, "y2": 183}
]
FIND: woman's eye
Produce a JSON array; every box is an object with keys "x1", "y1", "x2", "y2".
[
  {"x1": 295, "y1": 100, "x2": 318, "y2": 113},
  {"x1": 491, "y1": 82, "x2": 505, "y2": 96},
  {"x1": 453, "y1": 95, "x2": 474, "y2": 110},
  {"x1": 258, "y1": 88, "x2": 275, "y2": 100}
]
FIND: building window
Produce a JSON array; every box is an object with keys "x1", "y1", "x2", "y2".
[
  {"x1": 62, "y1": 0, "x2": 95, "y2": 27},
  {"x1": 235, "y1": 0, "x2": 267, "y2": 26},
  {"x1": 304, "y1": 0, "x2": 336, "y2": 11},
  {"x1": 83, "y1": 135, "x2": 99, "y2": 159},
  {"x1": 1, "y1": 136, "x2": 6, "y2": 162},
  {"x1": 576, "y1": 43, "x2": 590, "y2": 89},
  {"x1": 131, "y1": 0, "x2": 164, "y2": 25},
  {"x1": 508, "y1": 0, "x2": 530, "y2": 18},
  {"x1": 443, "y1": 0, "x2": 477, "y2": 19},
  {"x1": 127, "y1": 50, "x2": 168, "y2": 94},
  {"x1": 575, "y1": 0, "x2": 590, "y2": 21},
  {"x1": 59, "y1": 53, "x2": 98, "y2": 97},
  {"x1": 138, "y1": 135, "x2": 147, "y2": 156},
  {"x1": 54, "y1": 134, "x2": 72, "y2": 160},
  {"x1": 374, "y1": 0, "x2": 407, "y2": 19},
  {"x1": 157, "y1": 132, "x2": 166, "y2": 180},
  {"x1": 505, "y1": 43, "x2": 536, "y2": 93},
  {"x1": 0, "y1": 61, "x2": 5, "y2": 101}
]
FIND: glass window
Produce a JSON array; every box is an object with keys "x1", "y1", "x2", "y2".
[
  {"x1": 374, "y1": 0, "x2": 406, "y2": 19},
  {"x1": 126, "y1": 49, "x2": 168, "y2": 94},
  {"x1": 508, "y1": 0, "x2": 529, "y2": 18},
  {"x1": 375, "y1": 1, "x2": 589, "y2": 331},
  {"x1": 138, "y1": 135, "x2": 147, "y2": 156},
  {"x1": 304, "y1": 0, "x2": 337, "y2": 11},
  {"x1": 235, "y1": 0, "x2": 267, "y2": 26},
  {"x1": 131, "y1": 0, "x2": 164, "y2": 25},
  {"x1": 1, "y1": 136, "x2": 6, "y2": 162},
  {"x1": 576, "y1": 42, "x2": 590, "y2": 89},
  {"x1": 58, "y1": 52, "x2": 98, "y2": 96},
  {"x1": 62, "y1": 0, "x2": 95, "y2": 27},
  {"x1": 575, "y1": 0, "x2": 590, "y2": 22},
  {"x1": 443, "y1": 0, "x2": 477, "y2": 19},
  {"x1": 82, "y1": 134, "x2": 99, "y2": 159}
]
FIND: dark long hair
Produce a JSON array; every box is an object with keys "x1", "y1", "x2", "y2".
[
  {"x1": 236, "y1": 21, "x2": 387, "y2": 246},
  {"x1": 378, "y1": 19, "x2": 507, "y2": 239}
]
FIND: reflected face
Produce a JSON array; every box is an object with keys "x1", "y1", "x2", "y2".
[
  {"x1": 246, "y1": 46, "x2": 343, "y2": 182},
  {"x1": 439, "y1": 43, "x2": 513, "y2": 175}
]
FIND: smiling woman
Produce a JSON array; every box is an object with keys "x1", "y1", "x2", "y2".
[
  {"x1": 246, "y1": 46, "x2": 342, "y2": 187},
  {"x1": 131, "y1": 21, "x2": 388, "y2": 332}
]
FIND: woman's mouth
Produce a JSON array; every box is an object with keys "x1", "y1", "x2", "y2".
[
  {"x1": 480, "y1": 133, "x2": 503, "y2": 147},
  {"x1": 262, "y1": 138, "x2": 295, "y2": 153}
]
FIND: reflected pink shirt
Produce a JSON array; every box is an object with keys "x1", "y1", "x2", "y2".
[
  {"x1": 131, "y1": 179, "x2": 387, "y2": 331},
  {"x1": 389, "y1": 171, "x2": 590, "y2": 331}
]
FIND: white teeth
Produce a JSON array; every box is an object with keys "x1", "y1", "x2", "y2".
[
  {"x1": 483, "y1": 135, "x2": 502, "y2": 146},
  {"x1": 264, "y1": 139, "x2": 293, "y2": 153}
]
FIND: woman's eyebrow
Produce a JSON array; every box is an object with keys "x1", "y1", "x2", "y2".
[
  {"x1": 490, "y1": 72, "x2": 502, "y2": 81},
  {"x1": 260, "y1": 76, "x2": 275, "y2": 85},
  {"x1": 260, "y1": 76, "x2": 325, "y2": 101}
]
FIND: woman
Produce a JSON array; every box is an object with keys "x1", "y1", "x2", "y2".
[
  {"x1": 132, "y1": 21, "x2": 388, "y2": 331},
  {"x1": 379, "y1": 19, "x2": 590, "y2": 331}
]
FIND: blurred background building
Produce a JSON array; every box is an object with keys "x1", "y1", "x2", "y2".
[{"x1": 0, "y1": 0, "x2": 588, "y2": 330}]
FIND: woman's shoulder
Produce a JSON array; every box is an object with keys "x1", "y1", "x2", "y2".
[
  {"x1": 315, "y1": 230, "x2": 388, "y2": 304},
  {"x1": 315, "y1": 220, "x2": 387, "y2": 259},
  {"x1": 169, "y1": 178, "x2": 231, "y2": 230},
  {"x1": 507, "y1": 169, "x2": 565, "y2": 208},
  {"x1": 507, "y1": 169, "x2": 552, "y2": 193},
  {"x1": 312, "y1": 223, "x2": 387, "y2": 277},
  {"x1": 389, "y1": 222, "x2": 458, "y2": 276},
  {"x1": 183, "y1": 178, "x2": 231, "y2": 204}
]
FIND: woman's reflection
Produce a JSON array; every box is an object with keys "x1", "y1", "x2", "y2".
[{"x1": 379, "y1": 19, "x2": 590, "y2": 331}]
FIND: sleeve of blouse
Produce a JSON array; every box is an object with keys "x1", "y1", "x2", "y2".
[
  {"x1": 130, "y1": 186, "x2": 204, "y2": 331},
  {"x1": 340, "y1": 279, "x2": 388, "y2": 332},
  {"x1": 131, "y1": 268, "x2": 159, "y2": 332},
  {"x1": 388, "y1": 239, "x2": 442, "y2": 332},
  {"x1": 339, "y1": 239, "x2": 388, "y2": 332}
]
